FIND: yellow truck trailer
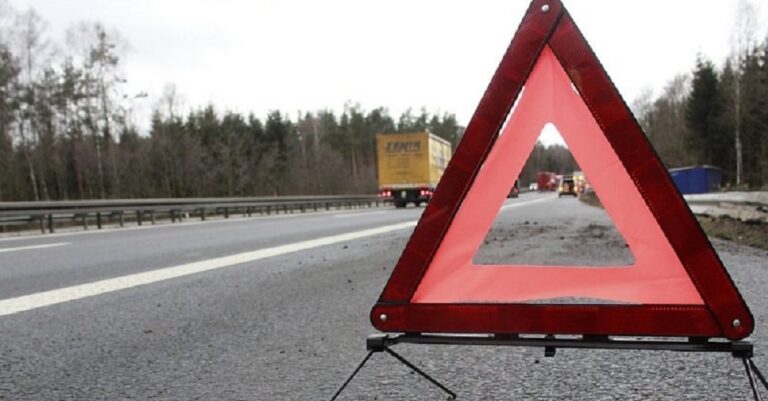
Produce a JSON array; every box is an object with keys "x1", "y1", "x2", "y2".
[{"x1": 376, "y1": 132, "x2": 452, "y2": 208}]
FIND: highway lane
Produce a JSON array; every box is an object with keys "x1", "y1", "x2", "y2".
[
  {"x1": 0, "y1": 193, "x2": 554, "y2": 302},
  {"x1": 0, "y1": 203, "x2": 429, "y2": 300},
  {"x1": 1, "y1": 192, "x2": 766, "y2": 400}
]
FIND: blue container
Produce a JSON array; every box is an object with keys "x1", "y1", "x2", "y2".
[{"x1": 668, "y1": 165, "x2": 722, "y2": 194}]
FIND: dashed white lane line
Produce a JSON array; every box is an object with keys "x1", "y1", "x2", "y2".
[
  {"x1": 332, "y1": 211, "x2": 386, "y2": 218},
  {"x1": 0, "y1": 221, "x2": 416, "y2": 317},
  {"x1": 500, "y1": 194, "x2": 557, "y2": 210},
  {"x1": 0, "y1": 243, "x2": 69, "y2": 254}
]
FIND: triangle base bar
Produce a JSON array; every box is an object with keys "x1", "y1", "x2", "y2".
[
  {"x1": 328, "y1": 333, "x2": 767, "y2": 400},
  {"x1": 372, "y1": 303, "x2": 721, "y2": 338}
]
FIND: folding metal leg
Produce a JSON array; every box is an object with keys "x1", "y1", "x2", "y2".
[
  {"x1": 327, "y1": 335, "x2": 456, "y2": 401},
  {"x1": 744, "y1": 358, "x2": 763, "y2": 401},
  {"x1": 327, "y1": 351, "x2": 375, "y2": 401},
  {"x1": 742, "y1": 358, "x2": 768, "y2": 401},
  {"x1": 749, "y1": 359, "x2": 768, "y2": 391},
  {"x1": 383, "y1": 347, "x2": 456, "y2": 399}
]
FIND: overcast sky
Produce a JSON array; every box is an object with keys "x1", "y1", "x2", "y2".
[{"x1": 7, "y1": 0, "x2": 768, "y2": 141}]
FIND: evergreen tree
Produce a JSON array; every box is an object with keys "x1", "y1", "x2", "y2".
[{"x1": 686, "y1": 56, "x2": 731, "y2": 170}]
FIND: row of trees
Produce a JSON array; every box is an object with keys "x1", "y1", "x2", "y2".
[
  {"x1": 141, "y1": 104, "x2": 464, "y2": 198},
  {"x1": 0, "y1": 1, "x2": 578, "y2": 201},
  {"x1": 634, "y1": 1, "x2": 767, "y2": 189},
  {"x1": 1, "y1": 1, "x2": 137, "y2": 201},
  {"x1": 0, "y1": 1, "x2": 467, "y2": 200},
  {"x1": 4, "y1": 0, "x2": 763, "y2": 200}
]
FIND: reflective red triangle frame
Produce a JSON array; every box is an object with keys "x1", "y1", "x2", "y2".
[{"x1": 370, "y1": 0, "x2": 753, "y2": 340}]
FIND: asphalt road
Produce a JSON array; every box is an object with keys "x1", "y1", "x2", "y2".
[{"x1": 1, "y1": 192, "x2": 766, "y2": 400}]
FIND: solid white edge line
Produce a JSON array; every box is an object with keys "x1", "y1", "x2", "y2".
[
  {"x1": 0, "y1": 221, "x2": 416, "y2": 317},
  {"x1": 0, "y1": 242, "x2": 69, "y2": 254}
]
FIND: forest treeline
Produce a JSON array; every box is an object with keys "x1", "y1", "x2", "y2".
[
  {"x1": 1, "y1": 1, "x2": 766, "y2": 201},
  {"x1": 0, "y1": 2, "x2": 469, "y2": 200},
  {"x1": 633, "y1": 4, "x2": 767, "y2": 189},
  {"x1": 0, "y1": 2, "x2": 576, "y2": 201}
]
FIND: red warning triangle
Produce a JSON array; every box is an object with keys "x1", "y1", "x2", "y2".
[{"x1": 371, "y1": 0, "x2": 753, "y2": 340}]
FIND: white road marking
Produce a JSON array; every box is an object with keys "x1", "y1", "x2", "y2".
[
  {"x1": 0, "y1": 221, "x2": 416, "y2": 317},
  {"x1": 332, "y1": 211, "x2": 386, "y2": 218},
  {"x1": 0, "y1": 243, "x2": 69, "y2": 254},
  {"x1": 500, "y1": 194, "x2": 556, "y2": 210}
]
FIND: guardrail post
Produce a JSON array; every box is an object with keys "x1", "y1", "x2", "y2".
[
  {"x1": 282, "y1": 204, "x2": 288, "y2": 214},
  {"x1": 96, "y1": 212, "x2": 103, "y2": 229},
  {"x1": 136, "y1": 211, "x2": 143, "y2": 226},
  {"x1": 39, "y1": 216, "x2": 46, "y2": 234},
  {"x1": 246, "y1": 207, "x2": 251, "y2": 217},
  {"x1": 313, "y1": 203, "x2": 318, "y2": 212},
  {"x1": 48, "y1": 214, "x2": 55, "y2": 233},
  {"x1": 200, "y1": 208, "x2": 206, "y2": 221},
  {"x1": 118, "y1": 212, "x2": 125, "y2": 227},
  {"x1": 82, "y1": 215, "x2": 88, "y2": 230},
  {"x1": 150, "y1": 211, "x2": 156, "y2": 225},
  {"x1": 170, "y1": 210, "x2": 176, "y2": 223},
  {"x1": 224, "y1": 207, "x2": 229, "y2": 219}
]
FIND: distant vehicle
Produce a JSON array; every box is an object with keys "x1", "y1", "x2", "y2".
[
  {"x1": 572, "y1": 170, "x2": 588, "y2": 193},
  {"x1": 508, "y1": 180, "x2": 520, "y2": 198},
  {"x1": 537, "y1": 171, "x2": 558, "y2": 191},
  {"x1": 376, "y1": 132, "x2": 452, "y2": 208},
  {"x1": 528, "y1": 182, "x2": 538, "y2": 191},
  {"x1": 558, "y1": 175, "x2": 578, "y2": 197}
]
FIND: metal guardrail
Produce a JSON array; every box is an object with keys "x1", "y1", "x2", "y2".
[
  {"x1": 3, "y1": 191, "x2": 763, "y2": 236},
  {"x1": 0, "y1": 195, "x2": 387, "y2": 234}
]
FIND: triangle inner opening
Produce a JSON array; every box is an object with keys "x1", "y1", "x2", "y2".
[{"x1": 473, "y1": 125, "x2": 634, "y2": 267}]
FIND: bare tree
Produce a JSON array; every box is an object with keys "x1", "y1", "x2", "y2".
[
  {"x1": 65, "y1": 21, "x2": 127, "y2": 198},
  {"x1": 729, "y1": 0, "x2": 760, "y2": 188},
  {"x1": 10, "y1": 8, "x2": 52, "y2": 200}
]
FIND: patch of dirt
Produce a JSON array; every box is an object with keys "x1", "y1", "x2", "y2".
[
  {"x1": 696, "y1": 215, "x2": 768, "y2": 250},
  {"x1": 580, "y1": 191, "x2": 768, "y2": 251},
  {"x1": 578, "y1": 223, "x2": 628, "y2": 250}
]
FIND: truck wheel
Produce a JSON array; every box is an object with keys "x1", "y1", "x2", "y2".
[{"x1": 394, "y1": 201, "x2": 407, "y2": 208}]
